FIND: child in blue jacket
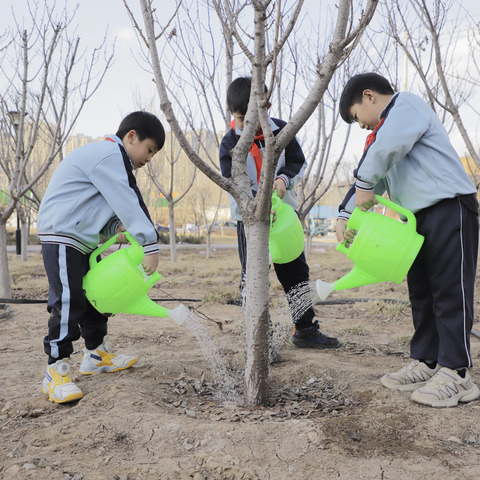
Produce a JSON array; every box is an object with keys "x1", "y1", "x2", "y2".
[
  {"x1": 37, "y1": 111, "x2": 165, "y2": 403},
  {"x1": 337, "y1": 72, "x2": 479, "y2": 408}
]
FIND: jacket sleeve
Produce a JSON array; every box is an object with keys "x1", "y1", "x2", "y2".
[
  {"x1": 355, "y1": 97, "x2": 429, "y2": 191},
  {"x1": 219, "y1": 131, "x2": 236, "y2": 179},
  {"x1": 339, "y1": 179, "x2": 387, "y2": 220},
  {"x1": 273, "y1": 119, "x2": 306, "y2": 188},
  {"x1": 87, "y1": 153, "x2": 159, "y2": 254}
]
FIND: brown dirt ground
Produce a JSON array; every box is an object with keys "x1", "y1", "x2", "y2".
[{"x1": 1, "y1": 240, "x2": 480, "y2": 480}]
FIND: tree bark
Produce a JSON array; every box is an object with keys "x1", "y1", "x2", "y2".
[
  {"x1": 0, "y1": 222, "x2": 12, "y2": 298},
  {"x1": 168, "y1": 202, "x2": 178, "y2": 263},
  {"x1": 243, "y1": 220, "x2": 270, "y2": 406}
]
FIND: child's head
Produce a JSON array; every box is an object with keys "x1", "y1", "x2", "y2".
[
  {"x1": 116, "y1": 111, "x2": 165, "y2": 169},
  {"x1": 340, "y1": 73, "x2": 395, "y2": 129},
  {"x1": 227, "y1": 77, "x2": 269, "y2": 130}
]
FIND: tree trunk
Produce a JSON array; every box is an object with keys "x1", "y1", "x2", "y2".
[
  {"x1": 0, "y1": 221, "x2": 12, "y2": 298},
  {"x1": 21, "y1": 218, "x2": 28, "y2": 262},
  {"x1": 305, "y1": 231, "x2": 312, "y2": 257},
  {"x1": 168, "y1": 202, "x2": 177, "y2": 262},
  {"x1": 206, "y1": 232, "x2": 211, "y2": 260},
  {"x1": 243, "y1": 220, "x2": 270, "y2": 406}
]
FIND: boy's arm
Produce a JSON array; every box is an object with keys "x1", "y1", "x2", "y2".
[
  {"x1": 337, "y1": 181, "x2": 386, "y2": 244},
  {"x1": 276, "y1": 134, "x2": 306, "y2": 189},
  {"x1": 219, "y1": 133, "x2": 236, "y2": 179},
  {"x1": 338, "y1": 180, "x2": 386, "y2": 220}
]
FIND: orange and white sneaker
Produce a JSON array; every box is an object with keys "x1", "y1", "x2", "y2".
[
  {"x1": 42, "y1": 359, "x2": 83, "y2": 404},
  {"x1": 79, "y1": 341, "x2": 137, "y2": 375}
]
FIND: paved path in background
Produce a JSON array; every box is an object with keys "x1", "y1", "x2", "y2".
[{"x1": 6, "y1": 235, "x2": 337, "y2": 253}]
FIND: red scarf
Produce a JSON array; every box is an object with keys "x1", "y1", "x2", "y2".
[
  {"x1": 363, "y1": 117, "x2": 385, "y2": 151},
  {"x1": 230, "y1": 120, "x2": 264, "y2": 183}
]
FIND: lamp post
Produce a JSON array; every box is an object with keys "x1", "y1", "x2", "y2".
[{"x1": 8, "y1": 110, "x2": 22, "y2": 256}]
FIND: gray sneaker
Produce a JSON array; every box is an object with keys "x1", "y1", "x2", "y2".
[
  {"x1": 411, "y1": 367, "x2": 480, "y2": 408},
  {"x1": 381, "y1": 359, "x2": 440, "y2": 391}
]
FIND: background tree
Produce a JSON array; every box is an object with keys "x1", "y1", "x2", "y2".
[
  {"x1": 146, "y1": 129, "x2": 197, "y2": 262},
  {"x1": 0, "y1": 0, "x2": 113, "y2": 298},
  {"x1": 371, "y1": 0, "x2": 480, "y2": 168}
]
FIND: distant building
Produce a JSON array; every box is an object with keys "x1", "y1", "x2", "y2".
[{"x1": 64, "y1": 133, "x2": 105, "y2": 155}]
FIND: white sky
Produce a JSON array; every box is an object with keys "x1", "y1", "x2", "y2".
[{"x1": 2, "y1": 0, "x2": 480, "y2": 160}]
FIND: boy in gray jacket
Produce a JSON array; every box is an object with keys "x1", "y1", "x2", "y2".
[
  {"x1": 337, "y1": 72, "x2": 479, "y2": 408},
  {"x1": 37, "y1": 111, "x2": 165, "y2": 403}
]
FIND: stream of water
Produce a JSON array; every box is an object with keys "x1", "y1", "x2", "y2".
[
  {"x1": 286, "y1": 280, "x2": 320, "y2": 322},
  {"x1": 182, "y1": 309, "x2": 243, "y2": 405}
]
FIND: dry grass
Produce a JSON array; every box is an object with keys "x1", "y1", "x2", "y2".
[{"x1": 352, "y1": 299, "x2": 410, "y2": 324}]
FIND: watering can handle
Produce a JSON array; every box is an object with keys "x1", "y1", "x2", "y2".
[
  {"x1": 89, "y1": 231, "x2": 137, "y2": 269},
  {"x1": 270, "y1": 190, "x2": 281, "y2": 227},
  {"x1": 374, "y1": 195, "x2": 417, "y2": 231}
]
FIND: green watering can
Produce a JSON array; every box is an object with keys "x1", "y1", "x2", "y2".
[
  {"x1": 82, "y1": 231, "x2": 186, "y2": 325},
  {"x1": 316, "y1": 195, "x2": 425, "y2": 300},
  {"x1": 269, "y1": 191, "x2": 305, "y2": 264}
]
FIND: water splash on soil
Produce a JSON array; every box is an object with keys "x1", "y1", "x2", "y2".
[{"x1": 182, "y1": 309, "x2": 243, "y2": 404}]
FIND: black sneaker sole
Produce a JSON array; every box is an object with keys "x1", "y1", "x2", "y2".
[{"x1": 289, "y1": 337, "x2": 341, "y2": 350}]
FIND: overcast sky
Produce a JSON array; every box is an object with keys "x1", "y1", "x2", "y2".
[{"x1": 2, "y1": 1, "x2": 480, "y2": 160}]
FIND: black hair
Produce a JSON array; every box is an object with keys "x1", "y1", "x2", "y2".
[
  {"x1": 339, "y1": 73, "x2": 395, "y2": 124},
  {"x1": 226, "y1": 77, "x2": 268, "y2": 115},
  {"x1": 116, "y1": 111, "x2": 166, "y2": 150}
]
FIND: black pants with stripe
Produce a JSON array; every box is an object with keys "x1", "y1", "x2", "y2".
[
  {"x1": 408, "y1": 195, "x2": 478, "y2": 370},
  {"x1": 42, "y1": 244, "x2": 108, "y2": 364},
  {"x1": 236, "y1": 221, "x2": 315, "y2": 328}
]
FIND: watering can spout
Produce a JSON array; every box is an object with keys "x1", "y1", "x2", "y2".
[
  {"x1": 167, "y1": 304, "x2": 187, "y2": 326},
  {"x1": 120, "y1": 295, "x2": 187, "y2": 325},
  {"x1": 120, "y1": 294, "x2": 170, "y2": 317},
  {"x1": 333, "y1": 266, "x2": 386, "y2": 292},
  {"x1": 315, "y1": 279, "x2": 335, "y2": 301}
]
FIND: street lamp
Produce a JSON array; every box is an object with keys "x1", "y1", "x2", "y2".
[{"x1": 8, "y1": 110, "x2": 22, "y2": 256}]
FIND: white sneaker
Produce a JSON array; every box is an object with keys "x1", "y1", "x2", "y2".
[
  {"x1": 79, "y1": 341, "x2": 137, "y2": 374},
  {"x1": 381, "y1": 359, "x2": 440, "y2": 391},
  {"x1": 42, "y1": 359, "x2": 83, "y2": 404},
  {"x1": 411, "y1": 367, "x2": 480, "y2": 408}
]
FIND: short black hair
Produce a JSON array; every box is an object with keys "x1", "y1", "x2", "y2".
[
  {"x1": 339, "y1": 73, "x2": 395, "y2": 124},
  {"x1": 116, "y1": 111, "x2": 166, "y2": 151},
  {"x1": 227, "y1": 77, "x2": 268, "y2": 115}
]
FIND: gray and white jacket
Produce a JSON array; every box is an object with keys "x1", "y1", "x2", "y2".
[
  {"x1": 339, "y1": 92, "x2": 476, "y2": 219},
  {"x1": 37, "y1": 135, "x2": 159, "y2": 255}
]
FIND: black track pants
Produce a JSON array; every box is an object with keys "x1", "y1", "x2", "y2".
[
  {"x1": 408, "y1": 196, "x2": 478, "y2": 369},
  {"x1": 42, "y1": 244, "x2": 108, "y2": 364}
]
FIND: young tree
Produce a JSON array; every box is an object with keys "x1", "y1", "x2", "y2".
[
  {"x1": 128, "y1": 0, "x2": 378, "y2": 405},
  {"x1": 0, "y1": 1, "x2": 113, "y2": 297},
  {"x1": 145, "y1": 129, "x2": 197, "y2": 262}
]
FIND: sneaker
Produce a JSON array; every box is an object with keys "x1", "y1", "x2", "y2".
[
  {"x1": 411, "y1": 367, "x2": 480, "y2": 408},
  {"x1": 42, "y1": 359, "x2": 83, "y2": 404},
  {"x1": 79, "y1": 341, "x2": 137, "y2": 374},
  {"x1": 289, "y1": 320, "x2": 341, "y2": 349},
  {"x1": 381, "y1": 359, "x2": 440, "y2": 391}
]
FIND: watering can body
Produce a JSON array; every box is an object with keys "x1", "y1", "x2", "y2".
[
  {"x1": 268, "y1": 191, "x2": 305, "y2": 264},
  {"x1": 333, "y1": 195, "x2": 424, "y2": 292},
  {"x1": 82, "y1": 231, "x2": 185, "y2": 324}
]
